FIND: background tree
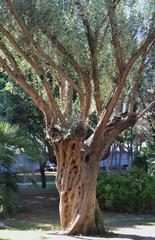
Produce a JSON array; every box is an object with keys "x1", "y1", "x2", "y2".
[
  {"x1": 0, "y1": 0, "x2": 155, "y2": 235},
  {"x1": 0, "y1": 74, "x2": 56, "y2": 188}
]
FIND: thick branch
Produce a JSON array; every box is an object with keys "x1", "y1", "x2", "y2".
[
  {"x1": 127, "y1": 50, "x2": 148, "y2": 117},
  {"x1": 82, "y1": 16, "x2": 101, "y2": 112},
  {"x1": 85, "y1": 114, "x2": 137, "y2": 161},
  {"x1": 47, "y1": 34, "x2": 92, "y2": 120},
  {"x1": 139, "y1": 85, "x2": 155, "y2": 137},
  {"x1": 100, "y1": 115, "x2": 136, "y2": 160},
  {"x1": 124, "y1": 31, "x2": 155, "y2": 78},
  {"x1": 82, "y1": 17, "x2": 95, "y2": 56},
  {"x1": 40, "y1": 52, "x2": 84, "y2": 100},
  {"x1": 97, "y1": 20, "x2": 110, "y2": 56},
  {"x1": 109, "y1": 31, "x2": 155, "y2": 117},
  {"x1": 6, "y1": 0, "x2": 35, "y2": 46},
  {"x1": 82, "y1": 17, "x2": 102, "y2": 113},
  {"x1": 110, "y1": 15, "x2": 124, "y2": 78},
  {"x1": 75, "y1": 0, "x2": 95, "y2": 55},
  {"x1": 0, "y1": 24, "x2": 36, "y2": 68},
  {"x1": 74, "y1": 0, "x2": 102, "y2": 113},
  {"x1": 64, "y1": 83, "x2": 73, "y2": 119},
  {"x1": 40, "y1": 76, "x2": 65, "y2": 125},
  {"x1": 97, "y1": 1, "x2": 121, "y2": 56},
  {"x1": 83, "y1": 75, "x2": 92, "y2": 121},
  {"x1": 91, "y1": 59, "x2": 102, "y2": 113}
]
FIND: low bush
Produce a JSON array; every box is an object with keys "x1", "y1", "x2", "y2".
[{"x1": 97, "y1": 167, "x2": 155, "y2": 214}]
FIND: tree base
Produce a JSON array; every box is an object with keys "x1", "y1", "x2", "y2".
[{"x1": 54, "y1": 138, "x2": 105, "y2": 236}]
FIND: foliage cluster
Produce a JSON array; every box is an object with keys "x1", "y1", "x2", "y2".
[
  {"x1": 97, "y1": 167, "x2": 155, "y2": 214},
  {"x1": 133, "y1": 142, "x2": 155, "y2": 174}
]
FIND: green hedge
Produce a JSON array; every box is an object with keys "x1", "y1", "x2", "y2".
[{"x1": 97, "y1": 167, "x2": 155, "y2": 214}]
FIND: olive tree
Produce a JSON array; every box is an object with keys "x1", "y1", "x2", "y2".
[{"x1": 0, "y1": 0, "x2": 155, "y2": 235}]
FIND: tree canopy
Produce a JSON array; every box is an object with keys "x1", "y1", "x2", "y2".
[{"x1": 0, "y1": 1, "x2": 154, "y2": 132}]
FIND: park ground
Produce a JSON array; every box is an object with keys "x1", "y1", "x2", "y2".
[{"x1": 0, "y1": 184, "x2": 155, "y2": 240}]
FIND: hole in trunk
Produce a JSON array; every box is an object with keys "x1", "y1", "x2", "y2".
[
  {"x1": 61, "y1": 170, "x2": 63, "y2": 178},
  {"x1": 63, "y1": 151, "x2": 66, "y2": 159},
  {"x1": 71, "y1": 143, "x2": 76, "y2": 150},
  {"x1": 71, "y1": 193, "x2": 74, "y2": 200},
  {"x1": 85, "y1": 154, "x2": 90, "y2": 163},
  {"x1": 71, "y1": 159, "x2": 76, "y2": 165},
  {"x1": 78, "y1": 186, "x2": 81, "y2": 195},
  {"x1": 73, "y1": 166, "x2": 78, "y2": 175},
  {"x1": 63, "y1": 192, "x2": 68, "y2": 203},
  {"x1": 58, "y1": 180, "x2": 61, "y2": 186}
]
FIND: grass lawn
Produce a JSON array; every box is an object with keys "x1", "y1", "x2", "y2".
[
  {"x1": 0, "y1": 185, "x2": 155, "y2": 239},
  {"x1": 17, "y1": 171, "x2": 56, "y2": 184},
  {"x1": 4, "y1": 185, "x2": 60, "y2": 230}
]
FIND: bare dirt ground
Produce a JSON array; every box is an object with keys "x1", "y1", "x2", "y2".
[{"x1": 0, "y1": 187, "x2": 155, "y2": 240}]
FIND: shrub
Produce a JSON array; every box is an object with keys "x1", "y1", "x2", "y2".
[{"x1": 97, "y1": 167, "x2": 155, "y2": 214}]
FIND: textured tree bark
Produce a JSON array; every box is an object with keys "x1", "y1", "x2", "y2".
[{"x1": 54, "y1": 138, "x2": 105, "y2": 235}]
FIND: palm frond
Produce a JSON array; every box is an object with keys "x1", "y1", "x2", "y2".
[{"x1": 0, "y1": 121, "x2": 44, "y2": 166}]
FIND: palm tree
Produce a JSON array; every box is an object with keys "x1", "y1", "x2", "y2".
[{"x1": 0, "y1": 121, "x2": 36, "y2": 217}]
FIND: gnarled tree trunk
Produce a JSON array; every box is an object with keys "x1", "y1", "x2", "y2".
[
  {"x1": 47, "y1": 115, "x2": 137, "y2": 235},
  {"x1": 54, "y1": 138, "x2": 105, "y2": 235}
]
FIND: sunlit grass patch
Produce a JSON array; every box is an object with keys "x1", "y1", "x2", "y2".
[{"x1": 7, "y1": 223, "x2": 60, "y2": 231}]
